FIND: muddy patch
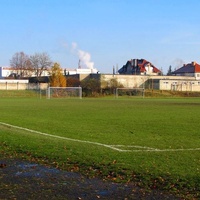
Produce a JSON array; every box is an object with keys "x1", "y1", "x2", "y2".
[{"x1": 0, "y1": 159, "x2": 179, "y2": 199}]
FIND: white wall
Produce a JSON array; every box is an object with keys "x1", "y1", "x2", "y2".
[{"x1": 0, "y1": 80, "x2": 48, "y2": 90}]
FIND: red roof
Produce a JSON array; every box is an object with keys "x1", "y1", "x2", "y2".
[
  {"x1": 118, "y1": 58, "x2": 161, "y2": 74},
  {"x1": 194, "y1": 63, "x2": 200, "y2": 72},
  {"x1": 136, "y1": 59, "x2": 160, "y2": 73},
  {"x1": 173, "y1": 62, "x2": 200, "y2": 74}
]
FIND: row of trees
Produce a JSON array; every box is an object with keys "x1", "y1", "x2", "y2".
[
  {"x1": 10, "y1": 52, "x2": 125, "y2": 95},
  {"x1": 10, "y1": 52, "x2": 52, "y2": 78},
  {"x1": 10, "y1": 52, "x2": 178, "y2": 79},
  {"x1": 9, "y1": 52, "x2": 136, "y2": 96},
  {"x1": 10, "y1": 51, "x2": 67, "y2": 87}
]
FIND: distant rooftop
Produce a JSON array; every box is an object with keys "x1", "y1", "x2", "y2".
[{"x1": 173, "y1": 61, "x2": 200, "y2": 74}]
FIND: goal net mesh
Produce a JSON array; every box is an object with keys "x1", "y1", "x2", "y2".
[
  {"x1": 47, "y1": 87, "x2": 82, "y2": 99},
  {"x1": 115, "y1": 88, "x2": 145, "y2": 98}
]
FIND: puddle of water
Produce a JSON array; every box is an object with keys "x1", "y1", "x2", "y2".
[{"x1": 15, "y1": 162, "x2": 61, "y2": 177}]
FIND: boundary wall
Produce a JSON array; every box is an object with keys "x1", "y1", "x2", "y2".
[
  {"x1": 0, "y1": 80, "x2": 48, "y2": 90},
  {"x1": 1, "y1": 74, "x2": 200, "y2": 92}
]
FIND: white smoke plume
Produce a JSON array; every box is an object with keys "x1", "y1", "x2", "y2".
[{"x1": 71, "y1": 42, "x2": 94, "y2": 69}]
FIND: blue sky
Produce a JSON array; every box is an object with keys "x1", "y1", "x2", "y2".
[{"x1": 1, "y1": 0, "x2": 200, "y2": 74}]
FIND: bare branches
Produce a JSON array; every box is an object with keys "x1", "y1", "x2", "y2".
[
  {"x1": 10, "y1": 52, "x2": 52, "y2": 78},
  {"x1": 30, "y1": 52, "x2": 52, "y2": 77},
  {"x1": 10, "y1": 52, "x2": 32, "y2": 77}
]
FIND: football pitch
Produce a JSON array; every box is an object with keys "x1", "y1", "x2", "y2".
[{"x1": 0, "y1": 97, "x2": 200, "y2": 197}]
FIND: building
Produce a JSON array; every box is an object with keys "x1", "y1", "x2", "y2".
[
  {"x1": 0, "y1": 67, "x2": 11, "y2": 78},
  {"x1": 118, "y1": 59, "x2": 161, "y2": 75},
  {"x1": 172, "y1": 61, "x2": 200, "y2": 79},
  {"x1": 0, "y1": 66, "x2": 99, "y2": 79},
  {"x1": 2, "y1": 61, "x2": 200, "y2": 92},
  {"x1": 0, "y1": 66, "x2": 50, "y2": 78},
  {"x1": 64, "y1": 68, "x2": 99, "y2": 75}
]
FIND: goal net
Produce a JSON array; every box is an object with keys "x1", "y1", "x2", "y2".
[
  {"x1": 47, "y1": 87, "x2": 82, "y2": 99},
  {"x1": 115, "y1": 87, "x2": 145, "y2": 98}
]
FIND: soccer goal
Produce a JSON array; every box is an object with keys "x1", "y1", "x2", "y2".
[
  {"x1": 47, "y1": 87, "x2": 82, "y2": 99},
  {"x1": 115, "y1": 87, "x2": 145, "y2": 98}
]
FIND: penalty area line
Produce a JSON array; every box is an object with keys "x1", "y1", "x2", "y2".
[
  {"x1": 1, "y1": 122, "x2": 200, "y2": 153},
  {"x1": 110, "y1": 145, "x2": 200, "y2": 152},
  {"x1": 110, "y1": 145, "x2": 158, "y2": 150},
  {"x1": 0, "y1": 122, "x2": 124, "y2": 152}
]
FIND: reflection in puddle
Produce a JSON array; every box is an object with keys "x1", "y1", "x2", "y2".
[{"x1": 15, "y1": 162, "x2": 60, "y2": 177}]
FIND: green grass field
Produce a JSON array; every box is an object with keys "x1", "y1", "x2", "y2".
[{"x1": 0, "y1": 95, "x2": 200, "y2": 198}]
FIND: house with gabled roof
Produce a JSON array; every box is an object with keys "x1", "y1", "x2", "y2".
[
  {"x1": 172, "y1": 61, "x2": 200, "y2": 79},
  {"x1": 118, "y1": 59, "x2": 161, "y2": 75}
]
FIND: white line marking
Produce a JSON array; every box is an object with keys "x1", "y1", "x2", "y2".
[
  {"x1": 151, "y1": 148, "x2": 200, "y2": 152},
  {"x1": 110, "y1": 145, "x2": 158, "y2": 150},
  {"x1": 0, "y1": 122, "x2": 124, "y2": 152},
  {"x1": 1, "y1": 122, "x2": 200, "y2": 152},
  {"x1": 119, "y1": 148, "x2": 200, "y2": 152},
  {"x1": 110, "y1": 145, "x2": 200, "y2": 152}
]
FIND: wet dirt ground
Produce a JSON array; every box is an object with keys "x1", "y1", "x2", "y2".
[{"x1": 0, "y1": 159, "x2": 180, "y2": 200}]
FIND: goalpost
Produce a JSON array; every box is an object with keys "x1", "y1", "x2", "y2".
[
  {"x1": 115, "y1": 87, "x2": 145, "y2": 98},
  {"x1": 47, "y1": 87, "x2": 82, "y2": 99}
]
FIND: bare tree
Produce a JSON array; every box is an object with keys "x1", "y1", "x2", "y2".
[
  {"x1": 10, "y1": 52, "x2": 32, "y2": 77},
  {"x1": 30, "y1": 52, "x2": 52, "y2": 77}
]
